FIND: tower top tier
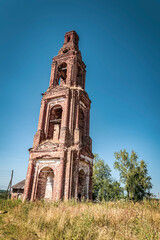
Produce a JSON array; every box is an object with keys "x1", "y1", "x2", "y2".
[
  {"x1": 49, "y1": 31, "x2": 86, "y2": 90},
  {"x1": 64, "y1": 31, "x2": 79, "y2": 46},
  {"x1": 58, "y1": 30, "x2": 79, "y2": 55}
]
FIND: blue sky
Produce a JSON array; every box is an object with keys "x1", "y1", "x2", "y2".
[{"x1": 0, "y1": 0, "x2": 160, "y2": 197}]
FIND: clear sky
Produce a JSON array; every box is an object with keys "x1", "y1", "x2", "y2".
[{"x1": 0, "y1": 0, "x2": 160, "y2": 197}]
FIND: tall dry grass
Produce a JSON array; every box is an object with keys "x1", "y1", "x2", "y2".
[{"x1": 0, "y1": 199, "x2": 160, "y2": 240}]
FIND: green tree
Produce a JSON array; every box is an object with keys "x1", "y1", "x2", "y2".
[
  {"x1": 108, "y1": 181, "x2": 124, "y2": 200},
  {"x1": 93, "y1": 154, "x2": 123, "y2": 201},
  {"x1": 114, "y1": 149, "x2": 153, "y2": 201}
]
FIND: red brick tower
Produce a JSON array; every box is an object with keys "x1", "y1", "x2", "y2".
[{"x1": 23, "y1": 31, "x2": 94, "y2": 201}]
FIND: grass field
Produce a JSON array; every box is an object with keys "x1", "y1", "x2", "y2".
[{"x1": 0, "y1": 199, "x2": 160, "y2": 240}]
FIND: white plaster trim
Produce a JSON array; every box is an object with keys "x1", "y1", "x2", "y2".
[
  {"x1": 36, "y1": 159, "x2": 60, "y2": 164},
  {"x1": 36, "y1": 159, "x2": 60, "y2": 173},
  {"x1": 80, "y1": 154, "x2": 93, "y2": 163},
  {"x1": 80, "y1": 100, "x2": 86, "y2": 109},
  {"x1": 50, "y1": 97, "x2": 65, "y2": 105}
]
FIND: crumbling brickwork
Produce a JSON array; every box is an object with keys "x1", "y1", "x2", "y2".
[{"x1": 23, "y1": 31, "x2": 94, "y2": 201}]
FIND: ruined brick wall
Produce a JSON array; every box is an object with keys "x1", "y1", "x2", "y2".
[{"x1": 23, "y1": 31, "x2": 94, "y2": 202}]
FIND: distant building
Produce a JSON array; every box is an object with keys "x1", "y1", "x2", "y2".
[
  {"x1": 11, "y1": 180, "x2": 25, "y2": 200},
  {"x1": 23, "y1": 31, "x2": 93, "y2": 201}
]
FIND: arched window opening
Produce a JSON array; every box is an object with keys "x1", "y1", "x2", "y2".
[
  {"x1": 79, "y1": 108, "x2": 84, "y2": 144},
  {"x1": 57, "y1": 63, "x2": 67, "y2": 86},
  {"x1": 36, "y1": 167, "x2": 54, "y2": 200},
  {"x1": 67, "y1": 36, "x2": 70, "y2": 42},
  {"x1": 48, "y1": 106, "x2": 62, "y2": 141},
  {"x1": 78, "y1": 169, "x2": 86, "y2": 200}
]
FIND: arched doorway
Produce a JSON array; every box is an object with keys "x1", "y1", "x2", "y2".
[
  {"x1": 78, "y1": 169, "x2": 87, "y2": 200},
  {"x1": 36, "y1": 167, "x2": 54, "y2": 200}
]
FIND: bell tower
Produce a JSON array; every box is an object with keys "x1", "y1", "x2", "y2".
[{"x1": 23, "y1": 31, "x2": 94, "y2": 201}]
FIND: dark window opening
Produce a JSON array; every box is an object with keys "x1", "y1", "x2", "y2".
[
  {"x1": 79, "y1": 108, "x2": 84, "y2": 143},
  {"x1": 67, "y1": 36, "x2": 70, "y2": 42},
  {"x1": 63, "y1": 49, "x2": 68, "y2": 54},
  {"x1": 77, "y1": 66, "x2": 83, "y2": 87},
  {"x1": 57, "y1": 63, "x2": 67, "y2": 85},
  {"x1": 12, "y1": 189, "x2": 24, "y2": 194},
  {"x1": 78, "y1": 193, "x2": 81, "y2": 201},
  {"x1": 77, "y1": 66, "x2": 82, "y2": 77},
  {"x1": 48, "y1": 106, "x2": 62, "y2": 141}
]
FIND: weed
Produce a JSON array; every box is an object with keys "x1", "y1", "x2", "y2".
[{"x1": 0, "y1": 200, "x2": 160, "y2": 240}]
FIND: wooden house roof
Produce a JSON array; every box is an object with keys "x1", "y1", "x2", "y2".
[{"x1": 12, "y1": 180, "x2": 25, "y2": 189}]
